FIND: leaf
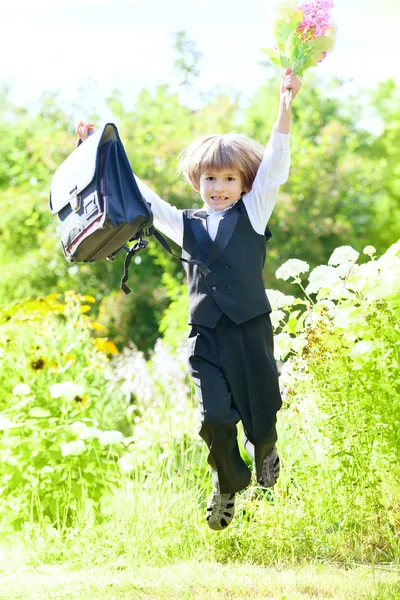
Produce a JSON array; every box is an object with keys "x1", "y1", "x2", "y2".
[
  {"x1": 284, "y1": 33, "x2": 295, "y2": 60},
  {"x1": 287, "y1": 317, "x2": 298, "y2": 335},
  {"x1": 280, "y1": 54, "x2": 291, "y2": 68},
  {"x1": 29, "y1": 407, "x2": 51, "y2": 418},
  {"x1": 296, "y1": 311, "x2": 309, "y2": 333},
  {"x1": 273, "y1": 19, "x2": 294, "y2": 46},
  {"x1": 298, "y1": 55, "x2": 319, "y2": 73},
  {"x1": 288, "y1": 11, "x2": 304, "y2": 29},
  {"x1": 306, "y1": 36, "x2": 334, "y2": 52},
  {"x1": 260, "y1": 47, "x2": 282, "y2": 67}
]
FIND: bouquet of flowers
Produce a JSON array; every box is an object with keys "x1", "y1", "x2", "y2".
[{"x1": 262, "y1": 0, "x2": 336, "y2": 109}]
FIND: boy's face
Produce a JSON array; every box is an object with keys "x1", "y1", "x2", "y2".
[{"x1": 199, "y1": 169, "x2": 245, "y2": 212}]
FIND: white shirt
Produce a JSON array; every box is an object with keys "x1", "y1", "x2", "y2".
[{"x1": 133, "y1": 128, "x2": 290, "y2": 247}]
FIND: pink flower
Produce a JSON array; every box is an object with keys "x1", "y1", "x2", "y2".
[{"x1": 297, "y1": 0, "x2": 334, "y2": 39}]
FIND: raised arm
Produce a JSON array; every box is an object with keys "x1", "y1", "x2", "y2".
[{"x1": 243, "y1": 69, "x2": 301, "y2": 234}]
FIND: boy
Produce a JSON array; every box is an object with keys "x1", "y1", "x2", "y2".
[{"x1": 77, "y1": 68, "x2": 302, "y2": 530}]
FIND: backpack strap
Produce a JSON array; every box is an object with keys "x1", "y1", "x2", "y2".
[
  {"x1": 120, "y1": 238, "x2": 149, "y2": 294},
  {"x1": 152, "y1": 228, "x2": 211, "y2": 275},
  {"x1": 120, "y1": 227, "x2": 210, "y2": 295}
]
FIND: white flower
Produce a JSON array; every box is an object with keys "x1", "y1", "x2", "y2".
[
  {"x1": 378, "y1": 239, "x2": 400, "y2": 260},
  {"x1": 305, "y1": 266, "x2": 341, "y2": 294},
  {"x1": 78, "y1": 427, "x2": 102, "y2": 440},
  {"x1": 365, "y1": 276, "x2": 399, "y2": 301},
  {"x1": 275, "y1": 259, "x2": 310, "y2": 281},
  {"x1": 346, "y1": 262, "x2": 380, "y2": 294},
  {"x1": 0, "y1": 417, "x2": 21, "y2": 430},
  {"x1": 279, "y1": 357, "x2": 295, "y2": 388},
  {"x1": 50, "y1": 382, "x2": 84, "y2": 401},
  {"x1": 273, "y1": 333, "x2": 294, "y2": 361},
  {"x1": 333, "y1": 306, "x2": 359, "y2": 330},
  {"x1": 363, "y1": 245, "x2": 376, "y2": 257},
  {"x1": 99, "y1": 430, "x2": 124, "y2": 446},
  {"x1": 292, "y1": 335, "x2": 307, "y2": 353},
  {"x1": 270, "y1": 310, "x2": 286, "y2": 328},
  {"x1": 118, "y1": 453, "x2": 136, "y2": 474},
  {"x1": 350, "y1": 341, "x2": 376, "y2": 359},
  {"x1": 61, "y1": 440, "x2": 86, "y2": 457},
  {"x1": 265, "y1": 289, "x2": 296, "y2": 310},
  {"x1": 314, "y1": 300, "x2": 336, "y2": 315},
  {"x1": 328, "y1": 246, "x2": 359, "y2": 266},
  {"x1": 335, "y1": 261, "x2": 357, "y2": 279},
  {"x1": 304, "y1": 312, "x2": 319, "y2": 328},
  {"x1": 40, "y1": 466, "x2": 55, "y2": 475},
  {"x1": 70, "y1": 421, "x2": 87, "y2": 435},
  {"x1": 12, "y1": 383, "x2": 32, "y2": 396},
  {"x1": 304, "y1": 300, "x2": 337, "y2": 328}
]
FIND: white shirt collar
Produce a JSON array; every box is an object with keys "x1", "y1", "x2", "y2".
[{"x1": 197, "y1": 198, "x2": 241, "y2": 216}]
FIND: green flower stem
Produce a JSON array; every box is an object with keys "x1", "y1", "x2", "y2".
[
  {"x1": 285, "y1": 88, "x2": 293, "y2": 111},
  {"x1": 292, "y1": 277, "x2": 315, "y2": 306}
]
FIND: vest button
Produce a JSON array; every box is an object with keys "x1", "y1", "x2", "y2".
[
  {"x1": 226, "y1": 284, "x2": 231, "y2": 290},
  {"x1": 211, "y1": 286, "x2": 217, "y2": 292},
  {"x1": 225, "y1": 265, "x2": 231, "y2": 270}
]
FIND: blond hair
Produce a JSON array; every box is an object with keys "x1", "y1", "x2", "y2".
[{"x1": 177, "y1": 133, "x2": 264, "y2": 193}]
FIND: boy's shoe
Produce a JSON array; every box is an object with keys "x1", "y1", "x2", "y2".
[
  {"x1": 206, "y1": 492, "x2": 236, "y2": 530},
  {"x1": 258, "y1": 445, "x2": 280, "y2": 488}
]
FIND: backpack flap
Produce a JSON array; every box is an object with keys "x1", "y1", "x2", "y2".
[
  {"x1": 49, "y1": 123, "x2": 154, "y2": 265},
  {"x1": 49, "y1": 124, "x2": 116, "y2": 215}
]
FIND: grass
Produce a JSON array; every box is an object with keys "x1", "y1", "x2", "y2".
[
  {"x1": 1, "y1": 550, "x2": 399, "y2": 600},
  {"x1": 1, "y1": 286, "x2": 400, "y2": 597},
  {"x1": 0, "y1": 477, "x2": 399, "y2": 600}
]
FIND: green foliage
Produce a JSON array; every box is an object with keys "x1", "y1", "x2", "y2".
[
  {"x1": 158, "y1": 285, "x2": 188, "y2": 350},
  {"x1": 0, "y1": 292, "x2": 130, "y2": 529},
  {"x1": 0, "y1": 71, "x2": 399, "y2": 352},
  {"x1": 172, "y1": 30, "x2": 203, "y2": 87},
  {"x1": 268, "y1": 240, "x2": 400, "y2": 556},
  {"x1": 0, "y1": 242, "x2": 399, "y2": 567}
]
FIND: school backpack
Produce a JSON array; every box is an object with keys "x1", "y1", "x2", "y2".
[{"x1": 49, "y1": 123, "x2": 191, "y2": 294}]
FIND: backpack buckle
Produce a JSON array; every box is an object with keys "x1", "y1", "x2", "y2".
[{"x1": 69, "y1": 186, "x2": 81, "y2": 212}]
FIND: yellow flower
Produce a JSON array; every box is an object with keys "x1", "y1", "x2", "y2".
[
  {"x1": 82, "y1": 295, "x2": 96, "y2": 303},
  {"x1": 45, "y1": 293, "x2": 61, "y2": 301},
  {"x1": 80, "y1": 305, "x2": 92, "y2": 313},
  {"x1": 64, "y1": 353, "x2": 76, "y2": 364},
  {"x1": 94, "y1": 338, "x2": 119, "y2": 355},
  {"x1": 31, "y1": 357, "x2": 46, "y2": 370},
  {"x1": 90, "y1": 321, "x2": 105, "y2": 331},
  {"x1": 73, "y1": 395, "x2": 88, "y2": 410}
]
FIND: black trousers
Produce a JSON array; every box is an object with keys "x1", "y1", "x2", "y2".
[{"x1": 187, "y1": 312, "x2": 282, "y2": 494}]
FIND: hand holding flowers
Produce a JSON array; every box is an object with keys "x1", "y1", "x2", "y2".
[
  {"x1": 262, "y1": 0, "x2": 336, "y2": 109},
  {"x1": 280, "y1": 68, "x2": 302, "y2": 103}
]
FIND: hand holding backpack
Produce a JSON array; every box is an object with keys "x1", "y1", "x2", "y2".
[{"x1": 49, "y1": 122, "x2": 209, "y2": 294}]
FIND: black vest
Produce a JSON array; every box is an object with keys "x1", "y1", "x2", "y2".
[{"x1": 182, "y1": 199, "x2": 272, "y2": 328}]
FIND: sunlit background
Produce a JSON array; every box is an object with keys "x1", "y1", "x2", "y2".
[
  {"x1": 1, "y1": 2, "x2": 400, "y2": 582},
  {"x1": 2, "y1": 0, "x2": 400, "y2": 131}
]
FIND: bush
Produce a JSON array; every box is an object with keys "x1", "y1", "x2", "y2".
[
  {"x1": 0, "y1": 293, "x2": 130, "y2": 530},
  {"x1": 266, "y1": 240, "x2": 400, "y2": 557}
]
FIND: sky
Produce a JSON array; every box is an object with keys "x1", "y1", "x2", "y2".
[{"x1": 1, "y1": 0, "x2": 399, "y2": 129}]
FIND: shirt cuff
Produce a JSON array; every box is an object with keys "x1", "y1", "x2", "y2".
[{"x1": 270, "y1": 127, "x2": 291, "y2": 150}]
